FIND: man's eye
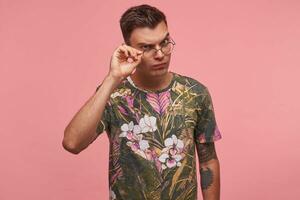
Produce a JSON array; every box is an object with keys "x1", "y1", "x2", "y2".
[
  {"x1": 161, "y1": 39, "x2": 170, "y2": 46},
  {"x1": 142, "y1": 45, "x2": 151, "y2": 50}
]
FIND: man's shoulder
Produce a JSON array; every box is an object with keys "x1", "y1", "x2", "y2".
[{"x1": 173, "y1": 72, "x2": 207, "y2": 92}]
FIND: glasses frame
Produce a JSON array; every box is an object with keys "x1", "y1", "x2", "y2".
[{"x1": 141, "y1": 37, "x2": 176, "y2": 57}]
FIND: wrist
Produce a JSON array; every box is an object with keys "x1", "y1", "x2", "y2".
[
  {"x1": 106, "y1": 73, "x2": 124, "y2": 83},
  {"x1": 104, "y1": 74, "x2": 123, "y2": 89}
]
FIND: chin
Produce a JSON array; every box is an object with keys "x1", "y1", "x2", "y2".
[{"x1": 149, "y1": 67, "x2": 169, "y2": 76}]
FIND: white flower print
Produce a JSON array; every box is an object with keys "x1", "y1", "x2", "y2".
[
  {"x1": 109, "y1": 187, "x2": 116, "y2": 200},
  {"x1": 138, "y1": 139, "x2": 150, "y2": 150},
  {"x1": 126, "y1": 138, "x2": 150, "y2": 151},
  {"x1": 139, "y1": 114, "x2": 157, "y2": 133},
  {"x1": 119, "y1": 121, "x2": 133, "y2": 140},
  {"x1": 119, "y1": 121, "x2": 150, "y2": 158},
  {"x1": 110, "y1": 88, "x2": 132, "y2": 99},
  {"x1": 118, "y1": 115, "x2": 159, "y2": 161},
  {"x1": 119, "y1": 121, "x2": 142, "y2": 140},
  {"x1": 126, "y1": 139, "x2": 151, "y2": 159},
  {"x1": 159, "y1": 134, "x2": 185, "y2": 170},
  {"x1": 133, "y1": 124, "x2": 142, "y2": 134},
  {"x1": 110, "y1": 91, "x2": 122, "y2": 99}
]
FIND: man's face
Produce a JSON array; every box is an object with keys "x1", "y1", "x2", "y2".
[{"x1": 128, "y1": 21, "x2": 173, "y2": 78}]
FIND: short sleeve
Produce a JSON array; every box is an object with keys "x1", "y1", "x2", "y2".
[
  {"x1": 95, "y1": 84, "x2": 112, "y2": 136},
  {"x1": 194, "y1": 86, "x2": 222, "y2": 143}
]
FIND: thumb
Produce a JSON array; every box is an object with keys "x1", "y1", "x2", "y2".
[
  {"x1": 127, "y1": 54, "x2": 142, "y2": 72},
  {"x1": 130, "y1": 53, "x2": 143, "y2": 65}
]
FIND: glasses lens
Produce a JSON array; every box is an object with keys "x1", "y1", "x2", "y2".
[
  {"x1": 161, "y1": 43, "x2": 174, "y2": 55},
  {"x1": 143, "y1": 49, "x2": 155, "y2": 57},
  {"x1": 143, "y1": 42, "x2": 175, "y2": 57}
]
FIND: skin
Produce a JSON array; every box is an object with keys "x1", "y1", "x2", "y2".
[{"x1": 126, "y1": 20, "x2": 174, "y2": 91}]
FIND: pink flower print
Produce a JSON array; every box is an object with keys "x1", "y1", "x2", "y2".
[
  {"x1": 117, "y1": 105, "x2": 128, "y2": 116},
  {"x1": 127, "y1": 139, "x2": 149, "y2": 152},
  {"x1": 213, "y1": 125, "x2": 222, "y2": 141},
  {"x1": 197, "y1": 125, "x2": 222, "y2": 143},
  {"x1": 146, "y1": 91, "x2": 171, "y2": 115},
  {"x1": 144, "y1": 149, "x2": 154, "y2": 161},
  {"x1": 130, "y1": 141, "x2": 140, "y2": 151},
  {"x1": 198, "y1": 133, "x2": 206, "y2": 143},
  {"x1": 155, "y1": 157, "x2": 163, "y2": 173},
  {"x1": 124, "y1": 95, "x2": 134, "y2": 108},
  {"x1": 126, "y1": 139, "x2": 150, "y2": 159},
  {"x1": 123, "y1": 95, "x2": 136, "y2": 116}
]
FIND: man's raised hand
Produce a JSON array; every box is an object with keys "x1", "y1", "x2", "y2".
[{"x1": 109, "y1": 44, "x2": 143, "y2": 81}]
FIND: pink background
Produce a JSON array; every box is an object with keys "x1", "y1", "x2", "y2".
[{"x1": 1, "y1": 0, "x2": 299, "y2": 199}]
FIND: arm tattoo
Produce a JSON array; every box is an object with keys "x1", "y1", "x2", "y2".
[
  {"x1": 200, "y1": 167, "x2": 213, "y2": 190},
  {"x1": 197, "y1": 142, "x2": 217, "y2": 163}
]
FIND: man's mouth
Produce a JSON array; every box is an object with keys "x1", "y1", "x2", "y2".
[{"x1": 152, "y1": 63, "x2": 167, "y2": 68}]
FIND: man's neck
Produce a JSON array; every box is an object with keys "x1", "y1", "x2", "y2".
[{"x1": 130, "y1": 71, "x2": 173, "y2": 91}]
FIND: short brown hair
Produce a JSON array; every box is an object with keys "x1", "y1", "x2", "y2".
[{"x1": 119, "y1": 4, "x2": 168, "y2": 45}]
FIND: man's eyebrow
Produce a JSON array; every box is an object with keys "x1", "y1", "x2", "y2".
[{"x1": 137, "y1": 32, "x2": 170, "y2": 46}]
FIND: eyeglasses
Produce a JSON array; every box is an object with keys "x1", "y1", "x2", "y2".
[{"x1": 141, "y1": 37, "x2": 176, "y2": 57}]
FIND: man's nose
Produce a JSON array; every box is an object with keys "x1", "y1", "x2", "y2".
[{"x1": 154, "y1": 49, "x2": 164, "y2": 59}]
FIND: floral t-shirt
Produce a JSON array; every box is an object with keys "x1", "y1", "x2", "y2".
[{"x1": 94, "y1": 71, "x2": 222, "y2": 200}]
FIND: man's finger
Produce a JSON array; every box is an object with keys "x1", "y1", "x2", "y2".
[
  {"x1": 118, "y1": 46, "x2": 129, "y2": 58},
  {"x1": 123, "y1": 44, "x2": 142, "y2": 55}
]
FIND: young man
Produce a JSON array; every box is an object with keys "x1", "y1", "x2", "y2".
[{"x1": 63, "y1": 4, "x2": 222, "y2": 200}]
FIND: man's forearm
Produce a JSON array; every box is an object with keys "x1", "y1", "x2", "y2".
[
  {"x1": 195, "y1": 141, "x2": 220, "y2": 200},
  {"x1": 62, "y1": 74, "x2": 122, "y2": 154},
  {"x1": 200, "y1": 159, "x2": 220, "y2": 200}
]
